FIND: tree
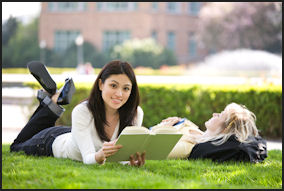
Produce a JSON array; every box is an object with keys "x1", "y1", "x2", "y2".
[
  {"x1": 157, "y1": 48, "x2": 178, "y2": 68},
  {"x1": 111, "y1": 38, "x2": 177, "y2": 68},
  {"x1": 44, "y1": 41, "x2": 108, "y2": 68},
  {"x1": 2, "y1": 16, "x2": 19, "y2": 46},
  {"x1": 2, "y1": 17, "x2": 40, "y2": 68},
  {"x1": 2, "y1": 15, "x2": 108, "y2": 68},
  {"x1": 198, "y1": 2, "x2": 282, "y2": 54}
]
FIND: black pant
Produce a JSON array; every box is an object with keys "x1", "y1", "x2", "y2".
[{"x1": 10, "y1": 100, "x2": 71, "y2": 156}]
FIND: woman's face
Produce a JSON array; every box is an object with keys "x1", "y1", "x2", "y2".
[
  {"x1": 99, "y1": 74, "x2": 132, "y2": 112},
  {"x1": 205, "y1": 110, "x2": 227, "y2": 134}
]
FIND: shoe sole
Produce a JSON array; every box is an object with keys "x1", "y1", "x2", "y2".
[
  {"x1": 58, "y1": 78, "x2": 76, "y2": 105},
  {"x1": 27, "y1": 61, "x2": 57, "y2": 95},
  {"x1": 67, "y1": 79, "x2": 76, "y2": 103}
]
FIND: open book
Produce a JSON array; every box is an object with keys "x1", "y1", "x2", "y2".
[{"x1": 107, "y1": 125, "x2": 183, "y2": 162}]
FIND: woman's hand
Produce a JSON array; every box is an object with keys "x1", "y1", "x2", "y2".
[
  {"x1": 160, "y1": 117, "x2": 181, "y2": 126},
  {"x1": 129, "y1": 152, "x2": 146, "y2": 167},
  {"x1": 95, "y1": 139, "x2": 123, "y2": 164}
]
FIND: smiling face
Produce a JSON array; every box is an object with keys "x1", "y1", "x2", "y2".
[
  {"x1": 99, "y1": 74, "x2": 132, "y2": 112},
  {"x1": 205, "y1": 110, "x2": 227, "y2": 134}
]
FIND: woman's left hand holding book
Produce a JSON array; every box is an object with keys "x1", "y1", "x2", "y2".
[
  {"x1": 95, "y1": 139, "x2": 146, "y2": 167},
  {"x1": 95, "y1": 139, "x2": 123, "y2": 164}
]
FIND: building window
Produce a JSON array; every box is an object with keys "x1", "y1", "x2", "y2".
[
  {"x1": 167, "y1": 31, "x2": 175, "y2": 51},
  {"x1": 188, "y1": 2, "x2": 201, "y2": 16},
  {"x1": 167, "y1": 2, "x2": 181, "y2": 14},
  {"x1": 189, "y1": 40, "x2": 197, "y2": 57},
  {"x1": 48, "y1": 2, "x2": 55, "y2": 11},
  {"x1": 48, "y1": 2, "x2": 87, "y2": 12},
  {"x1": 54, "y1": 30, "x2": 80, "y2": 52},
  {"x1": 188, "y1": 32, "x2": 197, "y2": 57},
  {"x1": 103, "y1": 31, "x2": 131, "y2": 51},
  {"x1": 134, "y1": 2, "x2": 138, "y2": 10},
  {"x1": 96, "y1": 2, "x2": 137, "y2": 11},
  {"x1": 96, "y1": 2, "x2": 103, "y2": 10},
  {"x1": 151, "y1": 31, "x2": 157, "y2": 41},
  {"x1": 152, "y1": 2, "x2": 158, "y2": 11}
]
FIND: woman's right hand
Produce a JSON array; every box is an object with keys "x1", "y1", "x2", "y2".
[
  {"x1": 95, "y1": 139, "x2": 123, "y2": 164},
  {"x1": 160, "y1": 117, "x2": 181, "y2": 126},
  {"x1": 129, "y1": 152, "x2": 146, "y2": 167}
]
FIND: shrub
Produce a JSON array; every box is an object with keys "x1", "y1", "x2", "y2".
[
  {"x1": 139, "y1": 84, "x2": 282, "y2": 139},
  {"x1": 44, "y1": 42, "x2": 108, "y2": 68},
  {"x1": 26, "y1": 83, "x2": 282, "y2": 139},
  {"x1": 110, "y1": 38, "x2": 177, "y2": 69}
]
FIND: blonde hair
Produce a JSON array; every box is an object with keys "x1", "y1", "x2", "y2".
[{"x1": 197, "y1": 103, "x2": 259, "y2": 145}]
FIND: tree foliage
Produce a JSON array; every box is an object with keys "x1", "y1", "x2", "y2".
[
  {"x1": 44, "y1": 42, "x2": 109, "y2": 68},
  {"x1": 2, "y1": 17, "x2": 40, "y2": 68},
  {"x1": 2, "y1": 16, "x2": 19, "y2": 46},
  {"x1": 198, "y1": 2, "x2": 282, "y2": 54},
  {"x1": 110, "y1": 38, "x2": 177, "y2": 69},
  {"x1": 2, "y1": 17, "x2": 175, "y2": 68},
  {"x1": 2, "y1": 16, "x2": 109, "y2": 69}
]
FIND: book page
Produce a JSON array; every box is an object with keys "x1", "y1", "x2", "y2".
[
  {"x1": 120, "y1": 126, "x2": 150, "y2": 134},
  {"x1": 151, "y1": 126, "x2": 179, "y2": 134}
]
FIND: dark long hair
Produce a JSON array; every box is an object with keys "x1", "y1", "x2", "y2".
[{"x1": 87, "y1": 60, "x2": 140, "y2": 142}]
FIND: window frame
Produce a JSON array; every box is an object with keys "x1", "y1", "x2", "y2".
[
  {"x1": 54, "y1": 30, "x2": 80, "y2": 52},
  {"x1": 167, "y1": 31, "x2": 176, "y2": 51},
  {"x1": 102, "y1": 30, "x2": 131, "y2": 51}
]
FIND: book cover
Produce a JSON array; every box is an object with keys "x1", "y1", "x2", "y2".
[{"x1": 107, "y1": 126, "x2": 183, "y2": 162}]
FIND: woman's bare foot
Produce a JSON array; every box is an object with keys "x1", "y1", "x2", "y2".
[{"x1": 51, "y1": 91, "x2": 60, "y2": 104}]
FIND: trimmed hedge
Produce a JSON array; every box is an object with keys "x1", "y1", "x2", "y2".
[
  {"x1": 139, "y1": 84, "x2": 282, "y2": 139},
  {"x1": 26, "y1": 82, "x2": 282, "y2": 139}
]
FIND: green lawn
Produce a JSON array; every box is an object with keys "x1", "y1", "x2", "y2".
[{"x1": 2, "y1": 144, "x2": 282, "y2": 189}]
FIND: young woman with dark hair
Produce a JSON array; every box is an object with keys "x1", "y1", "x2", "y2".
[
  {"x1": 10, "y1": 60, "x2": 145, "y2": 166},
  {"x1": 87, "y1": 60, "x2": 140, "y2": 142}
]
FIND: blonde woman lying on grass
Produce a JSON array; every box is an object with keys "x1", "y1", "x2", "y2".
[{"x1": 153, "y1": 102, "x2": 267, "y2": 163}]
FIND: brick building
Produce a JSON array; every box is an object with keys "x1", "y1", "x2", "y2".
[{"x1": 39, "y1": 2, "x2": 206, "y2": 65}]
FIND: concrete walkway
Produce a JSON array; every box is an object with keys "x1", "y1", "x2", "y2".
[
  {"x1": 2, "y1": 73, "x2": 282, "y2": 85},
  {"x1": 2, "y1": 86, "x2": 282, "y2": 151}
]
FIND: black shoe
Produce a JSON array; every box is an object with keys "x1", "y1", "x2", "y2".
[
  {"x1": 57, "y1": 77, "x2": 75, "y2": 105},
  {"x1": 27, "y1": 61, "x2": 57, "y2": 95}
]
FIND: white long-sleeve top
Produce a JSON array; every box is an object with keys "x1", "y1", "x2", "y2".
[{"x1": 52, "y1": 101, "x2": 144, "y2": 164}]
